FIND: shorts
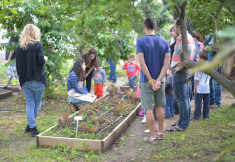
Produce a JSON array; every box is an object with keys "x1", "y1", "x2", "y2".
[
  {"x1": 140, "y1": 81, "x2": 165, "y2": 110},
  {"x1": 6, "y1": 63, "x2": 17, "y2": 79}
]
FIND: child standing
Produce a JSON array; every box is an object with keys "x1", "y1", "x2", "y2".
[
  {"x1": 164, "y1": 69, "x2": 174, "y2": 118},
  {"x1": 93, "y1": 61, "x2": 106, "y2": 98},
  {"x1": 192, "y1": 52, "x2": 210, "y2": 120},
  {"x1": 123, "y1": 55, "x2": 140, "y2": 89}
]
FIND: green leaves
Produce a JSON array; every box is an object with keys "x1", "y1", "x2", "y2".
[
  {"x1": 186, "y1": 0, "x2": 235, "y2": 36},
  {"x1": 10, "y1": 8, "x2": 18, "y2": 14}
]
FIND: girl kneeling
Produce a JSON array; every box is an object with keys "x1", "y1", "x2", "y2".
[{"x1": 67, "y1": 59, "x2": 96, "y2": 112}]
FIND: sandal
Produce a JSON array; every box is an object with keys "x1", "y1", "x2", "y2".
[
  {"x1": 144, "y1": 136, "x2": 158, "y2": 144},
  {"x1": 167, "y1": 126, "x2": 185, "y2": 132},
  {"x1": 171, "y1": 121, "x2": 178, "y2": 126}
]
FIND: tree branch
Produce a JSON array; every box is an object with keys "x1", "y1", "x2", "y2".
[
  {"x1": 184, "y1": 58, "x2": 235, "y2": 98},
  {"x1": 179, "y1": 1, "x2": 189, "y2": 65},
  {"x1": 214, "y1": 0, "x2": 224, "y2": 43},
  {"x1": 175, "y1": 4, "x2": 181, "y2": 16},
  {"x1": 215, "y1": 0, "x2": 224, "y2": 20}
]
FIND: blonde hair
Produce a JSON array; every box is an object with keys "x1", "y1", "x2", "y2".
[{"x1": 20, "y1": 24, "x2": 41, "y2": 49}]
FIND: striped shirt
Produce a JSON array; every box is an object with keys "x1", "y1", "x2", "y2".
[{"x1": 171, "y1": 32, "x2": 196, "y2": 68}]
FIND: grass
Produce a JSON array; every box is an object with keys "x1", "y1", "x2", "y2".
[
  {"x1": 0, "y1": 87, "x2": 103, "y2": 161},
  {"x1": 147, "y1": 105, "x2": 235, "y2": 161},
  {"x1": 0, "y1": 63, "x2": 7, "y2": 82},
  {"x1": 0, "y1": 83, "x2": 234, "y2": 161}
]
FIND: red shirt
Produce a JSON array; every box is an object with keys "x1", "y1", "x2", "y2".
[{"x1": 123, "y1": 62, "x2": 140, "y2": 78}]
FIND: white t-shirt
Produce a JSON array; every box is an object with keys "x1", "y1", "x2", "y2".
[{"x1": 194, "y1": 72, "x2": 210, "y2": 94}]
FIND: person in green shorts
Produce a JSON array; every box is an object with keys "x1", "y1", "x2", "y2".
[{"x1": 136, "y1": 18, "x2": 170, "y2": 144}]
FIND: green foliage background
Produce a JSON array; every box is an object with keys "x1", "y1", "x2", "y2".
[{"x1": 0, "y1": 0, "x2": 173, "y2": 98}]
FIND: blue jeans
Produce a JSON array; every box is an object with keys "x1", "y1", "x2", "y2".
[
  {"x1": 22, "y1": 80, "x2": 45, "y2": 128},
  {"x1": 128, "y1": 75, "x2": 137, "y2": 89},
  {"x1": 108, "y1": 59, "x2": 116, "y2": 82},
  {"x1": 173, "y1": 68, "x2": 191, "y2": 129},
  {"x1": 210, "y1": 67, "x2": 222, "y2": 106},
  {"x1": 165, "y1": 95, "x2": 174, "y2": 117},
  {"x1": 194, "y1": 93, "x2": 210, "y2": 119}
]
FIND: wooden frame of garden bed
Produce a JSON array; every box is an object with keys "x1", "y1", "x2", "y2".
[
  {"x1": 0, "y1": 90, "x2": 12, "y2": 99},
  {"x1": 37, "y1": 101, "x2": 141, "y2": 152},
  {"x1": 119, "y1": 83, "x2": 138, "y2": 92},
  {"x1": 0, "y1": 85, "x2": 20, "y2": 92}
]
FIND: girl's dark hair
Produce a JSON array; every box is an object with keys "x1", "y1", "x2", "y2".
[
  {"x1": 193, "y1": 32, "x2": 204, "y2": 43},
  {"x1": 82, "y1": 48, "x2": 98, "y2": 68},
  {"x1": 199, "y1": 51, "x2": 208, "y2": 60},
  {"x1": 71, "y1": 58, "x2": 85, "y2": 81},
  {"x1": 144, "y1": 18, "x2": 156, "y2": 30},
  {"x1": 170, "y1": 26, "x2": 174, "y2": 32}
]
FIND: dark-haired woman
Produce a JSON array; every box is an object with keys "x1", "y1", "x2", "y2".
[
  {"x1": 82, "y1": 48, "x2": 99, "y2": 92},
  {"x1": 67, "y1": 59, "x2": 96, "y2": 112}
]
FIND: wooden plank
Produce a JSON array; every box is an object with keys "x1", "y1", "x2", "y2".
[
  {"x1": 37, "y1": 136, "x2": 102, "y2": 151},
  {"x1": 0, "y1": 90, "x2": 12, "y2": 99},
  {"x1": 119, "y1": 83, "x2": 129, "y2": 92},
  {"x1": 102, "y1": 103, "x2": 141, "y2": 152},
  {"x1": 119, "y1": 83, "x2": 138, "y2": 92},
  {"x1": 0, "y1": 85, "x2": 20, "y2": 92}
]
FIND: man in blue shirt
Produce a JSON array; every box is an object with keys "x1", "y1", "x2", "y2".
[{"x1": 136, "y1": 18, "x2": 170, "y2": 144}]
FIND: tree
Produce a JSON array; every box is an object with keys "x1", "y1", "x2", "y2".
[
  {"x1": 164, "y1": 0, "x2": 235, "y2": 98},
  {"x1": 0, "y1": 0, "x2": 74, "y2": 98},
  {"x1": 186, "y1": 0, "x2": 235, "y2": 36},
  {"x1": 61, "y1": 0, "x2": 143, "y2": 61},
  {"x1": 137, "y1": 0, "x2": 173, "y2": 40}
]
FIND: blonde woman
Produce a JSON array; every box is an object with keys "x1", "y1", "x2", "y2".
[{"x1": 16, "y1": 24, "x2": 47, "y2": 137}]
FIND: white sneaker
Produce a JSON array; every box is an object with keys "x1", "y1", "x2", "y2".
[
  {"x1": 141, "y1": 117, "x2": 146, "y2": 124},
  {"x1": 144, "y1": 129, "x2": 150, "y2": 133},
  {"x1": 144, "y1": 129, "x2": 158, "y2": 134}
]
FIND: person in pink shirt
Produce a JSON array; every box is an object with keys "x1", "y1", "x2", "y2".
[{"x1": 123, "y1": 55, "x2": 140, "y2": 89}]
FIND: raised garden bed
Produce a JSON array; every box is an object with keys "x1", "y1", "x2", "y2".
[
  {"x1": 0, "y1": 89, "x2": 12, "y2": 99},
  {"x1": 120, "y1": 82, "x2": 138, "y2": 92},
  {"x1": 37, "y1": 86, "x2": 141, "y2": 152},
  {"x1": 0, "y1": 85, "x2": 21, "y2": 92}
]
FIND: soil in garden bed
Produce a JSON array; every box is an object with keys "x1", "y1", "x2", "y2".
[{"x1": 43, "y1": 91, "x2": 140, "y2": 140}]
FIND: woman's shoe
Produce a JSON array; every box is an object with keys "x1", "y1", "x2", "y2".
[
  {"x1": 70, "y1": 104, "x2": 78, "y2": 112},
  {"x1": 24, "y1": 125, "x2": 30, "y2": 133},
  {"x1": 30, "y1": 127, "x2": 40, "y2": 137}
]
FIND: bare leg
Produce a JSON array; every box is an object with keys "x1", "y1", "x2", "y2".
[
  {"x1": 154, "y1": 120, "x2": 158, "y2": 131},
  {"x1": 146, "y1": 109, "x2": 156, "y2": 138},
  {"x1": 156, "y1": 106, "x2": 164, "y2": 133},
  {"x1": 5, "y1": 78, "x2": 12, "y2": 87}
]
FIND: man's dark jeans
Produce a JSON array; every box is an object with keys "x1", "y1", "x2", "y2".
[{"x1": 173, "y1": 68, "x2": 191, "y2": 129}]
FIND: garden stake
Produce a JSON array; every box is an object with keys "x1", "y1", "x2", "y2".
[{"x1": 74, "y1": 116, "x2": 83, "y2": 138}]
